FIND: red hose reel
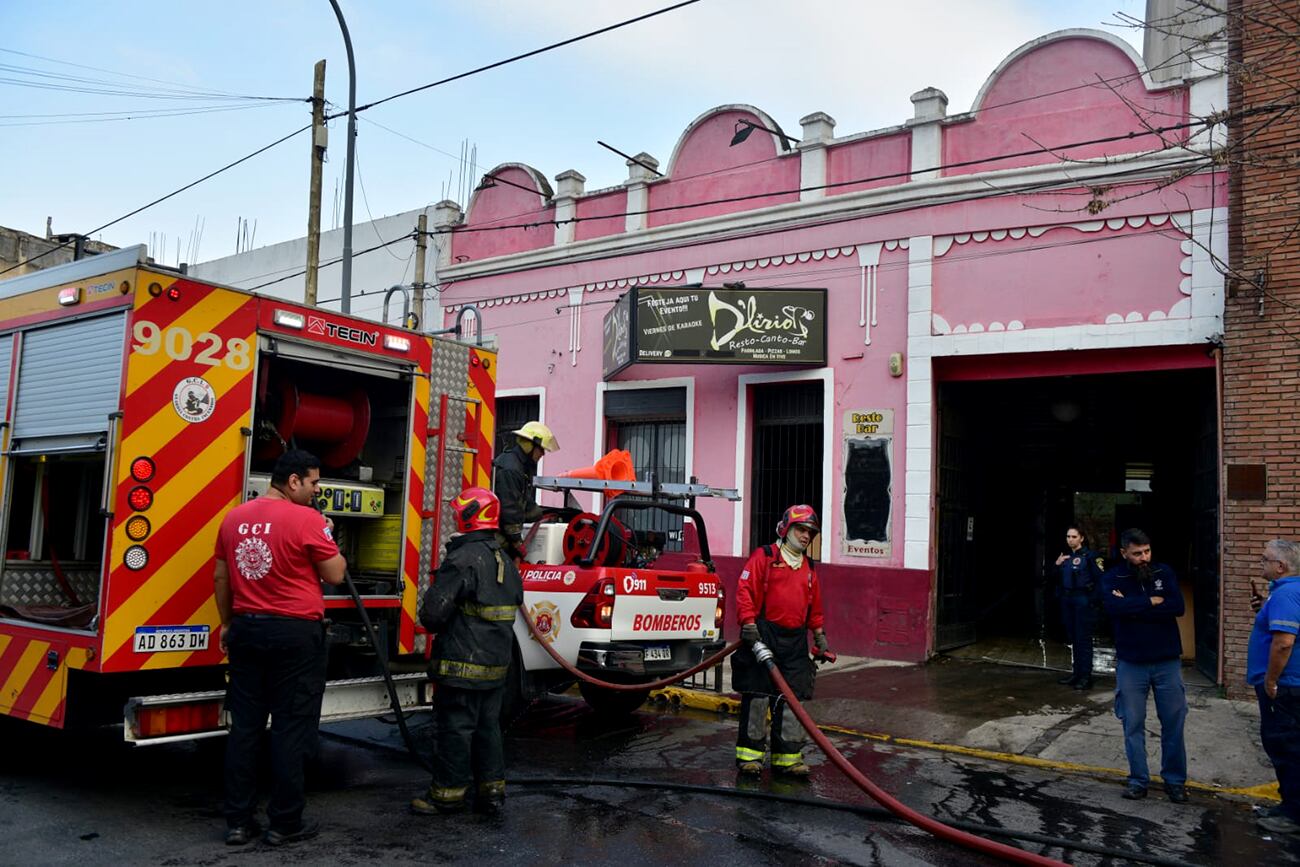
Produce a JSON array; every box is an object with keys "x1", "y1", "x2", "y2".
[{"x1": 255, "y1": 375, "x2": 371, "y2": 469}]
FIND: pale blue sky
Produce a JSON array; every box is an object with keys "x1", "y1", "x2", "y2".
[{"x1": 1, "y1": 0, "x2": 1146, "y2": 265}]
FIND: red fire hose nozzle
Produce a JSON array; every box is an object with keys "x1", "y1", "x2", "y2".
[{"x1": 814, "y1": 649, "x2": 837, "y2": 665}]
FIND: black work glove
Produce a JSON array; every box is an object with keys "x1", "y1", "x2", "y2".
[
  {"x1": 814, "y1": 631, "x2": 829, "y2": 655},
  {"x1": 740, "y1": 622, "x2": 760, "y2": 646}
]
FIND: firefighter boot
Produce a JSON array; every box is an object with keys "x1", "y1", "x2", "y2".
[
  {"x1": 475, "y1": 780, "x2": 506, "y2": 816},
  {"x1": 410, "y1": 786, "x2": 468, "y2": 816}
]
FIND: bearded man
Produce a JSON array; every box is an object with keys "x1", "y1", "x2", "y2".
[{"x1": 1101, "y1": 528, "x2": 1189, "y2": 804}]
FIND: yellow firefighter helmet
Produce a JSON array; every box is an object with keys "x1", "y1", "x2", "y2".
[{"x1": 514, "y1": 421, "x2": 560, "y2": 453}]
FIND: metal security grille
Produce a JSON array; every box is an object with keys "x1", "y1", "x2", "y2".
[
  {"x1": 748, "y1": 381, "x2": 823, "y2": 551},
  {"x1": 615, "y1": 419, "x2": 687, "y2": 551},
  {"x1": 494, "y1": 395, "x2": 541, "y2": 460},
  {"x1": 0, "y1": 336, "x2": 12, "y2": 423}
]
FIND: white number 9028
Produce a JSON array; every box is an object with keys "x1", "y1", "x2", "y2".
[{"x1": 132, "y1": 320, "x2": 250, "y2": 370}]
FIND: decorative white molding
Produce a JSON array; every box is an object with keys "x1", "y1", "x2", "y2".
[
  {"x1": 666, "y1": 104, "x2": 793, "y2": 176},
  {"x1": 567, "y1": 287, "x2": 584, "y2": 366},
  {"x1": 440, "y1": 150, "x2": 1209, "y2": 285},
  {"x1": 732, "y1": 368, "x2": 835, "y2": 562},
  {"x1": 908, "y1": 88, "x2": 947, "y2": 182},
  {"x1": 904, "y1": 236, "x2": 934, "y2": 571},
  {"x1": 857, "y1": 242, "x2": 882, "y2": 345},
  {"x1": 799, "y1": 112, "x2": 836, "y2": 203}
]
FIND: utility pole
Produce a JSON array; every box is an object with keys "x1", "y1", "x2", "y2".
[
  {"x1": 304, "y1": 59, "x2": 326, "y2": 307},
  {"x1": 413, "y1": 212, "x2": 428, "y2": 329}
]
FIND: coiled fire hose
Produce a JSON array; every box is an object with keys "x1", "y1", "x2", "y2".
[{"x1": 517, "y1": 603, "x2": 1066, "y2": 867}]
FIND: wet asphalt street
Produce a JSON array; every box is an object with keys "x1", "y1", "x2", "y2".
[{"x1": 0, "y1": 694, "x2": 1297, "y2": 866}]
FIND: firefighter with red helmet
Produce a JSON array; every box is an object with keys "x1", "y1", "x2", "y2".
[
  {"x1": 730, "y1": 504, "x2": 831, "y2": 777},
  {"x1": 411, "y1": 486, "x2": 523, "y2": 816}
]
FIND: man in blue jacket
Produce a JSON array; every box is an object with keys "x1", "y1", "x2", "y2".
[
  {"x1": 1101, "y1": 528, "x2": 1188, "y2": 803},
  {"x1": 1248, "y1": 539, "x2": 1300, "y2": 836}
]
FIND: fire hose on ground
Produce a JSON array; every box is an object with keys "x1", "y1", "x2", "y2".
[{"x1": 345, "y1": 582, "x2": 1192, "y2": 866}]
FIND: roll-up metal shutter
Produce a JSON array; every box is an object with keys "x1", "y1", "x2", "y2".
[
  {"x1": 12, "y1": 313, "x2": 126, "y2": 444},
  {"x1": 604, "y1": 387, "x2": 686, "y2": 421},
  {"x1": 0, "y1": 336, "x2": 13, "y2": 424}
]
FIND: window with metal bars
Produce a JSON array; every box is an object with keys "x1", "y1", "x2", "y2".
[
  {"x1": 606, "y1": 387, "x2": 688, "y2": 552},
  {"x1": 494, "y1": 395, "x2": 541, "y2": 461},
  {"x1": 748, "y1": 380, "x2": 824, "y2": 551}
]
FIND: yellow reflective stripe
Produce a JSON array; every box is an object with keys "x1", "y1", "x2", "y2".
[
  {"x1": 735, "y1": 747, "x2": 765, "y2": 761},
  {"x1": 427, "y1": 786, "x2": 467, "y2": 803},
  {"x1": 459, "y1": 601, "x2": 517, "y2": 622},
  {"x1": 435, "y1": 659, "x2": 509, "y2": 680},
  {"x1": 477, "y1": 780, "x2": 506, "y2": 796},
  {"x1": 771, "y1": 753, "x2": 802, "y2": 767}
]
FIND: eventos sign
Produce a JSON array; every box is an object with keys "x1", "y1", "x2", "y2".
[{"x1": 602, "y1": 286, "x2": 826, "y2": 378}]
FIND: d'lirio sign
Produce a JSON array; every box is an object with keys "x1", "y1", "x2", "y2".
[{"x1": 602, "y1": 286, "x2": 826, "y2": 378}]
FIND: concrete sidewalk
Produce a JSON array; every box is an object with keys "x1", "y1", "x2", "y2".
[{"x1": 653, "y1": 655, "x2": 1278, "y2": 800}]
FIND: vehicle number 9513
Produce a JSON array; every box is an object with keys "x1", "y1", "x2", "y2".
[
  {"x1": 132, "y1": 320, "x2": 250, "y2": 370},
  {"x1": 698, "y1": 582, "x2": 719, "y2": 596}
]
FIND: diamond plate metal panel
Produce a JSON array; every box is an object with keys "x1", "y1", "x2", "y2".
[
  {"x1": 1, "y1": 566, "x2": 99, "y2": 608},
  {"x1": 417, "y1": 338, "x2": 472, "y2": 625}
]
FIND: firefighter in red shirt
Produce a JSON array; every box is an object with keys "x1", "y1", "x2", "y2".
[
  {"x1": 730, "y1": 504, "x2": 830, "y2": 776},
  {"x1": 213, "y1": 449, "x2": 346, "y2": 847}
]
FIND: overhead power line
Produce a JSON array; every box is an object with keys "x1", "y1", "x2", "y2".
[
  {"x1": 0, "y1": 123, "x2": 312, "y2": 277},
  {"x1": 326, "y1": 0, "x2": 703, "y2": 119}
]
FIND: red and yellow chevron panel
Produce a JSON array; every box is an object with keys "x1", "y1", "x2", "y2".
[
  {"x1": 463, "y1": 347, "x2": 497, "y2": 490},
  {"x1": 0, "y1": 627, "x2": 93, "y2": 728},
  {"x1": 99, "y1": 274, "x2": 257, "y2": 674},
  {"x1": 399, "y1": 340, "x2": 434, "y2": 654}
]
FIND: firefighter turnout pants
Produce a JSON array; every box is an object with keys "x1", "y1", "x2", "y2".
[
  {"x1": 427, "y1": 684, "x2": 507, "y2": 809},
  {"x1": 730, "y1": 619, "x2": 814, "y2": 769}
]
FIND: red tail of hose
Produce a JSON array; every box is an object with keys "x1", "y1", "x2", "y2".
[{"x1": 760, "y1": 652, "x2": 1067, "y2": 867}]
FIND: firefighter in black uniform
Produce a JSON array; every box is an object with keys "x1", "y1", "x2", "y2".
[
  {"x1": 492, "y1": 421, "x2": 559, "y2": 558},
  {"x1": 1055, "y1": 525, "x2": 1104, "y2": 690},
  {"x1": 411, "y1": 486, "x2": 523, "y2": 816}
]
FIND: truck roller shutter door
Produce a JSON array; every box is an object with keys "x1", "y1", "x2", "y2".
[{"x1": 12, "y1": 313, "x2": 126, "y2": 451}]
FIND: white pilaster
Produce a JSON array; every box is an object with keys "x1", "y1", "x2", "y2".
[
  {"x1": 624, "y1": 153, "x2": 659, "y2": 233},
  {"x1": 553, "y1": 170, "x2": 586, "y2": 245},
  {"x1": 1190, "y1": 206, "x2": 1228, "y2": 327},
  {"x1": 798, "y1": 112, "x2": 836, "y2": 202},
  {"x1": 908, "y1": 88, "x2": 947, "y2": 182},
  {"x1": 904, "y1": 236, "x2": 935, "y2": 570},
  {"x1": 430, "y1": 200, "x2": 463, "y2": 269}
]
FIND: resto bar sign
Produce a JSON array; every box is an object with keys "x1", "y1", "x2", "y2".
[{"x1": 602, "y1": 286, "x2": 826, "y2": 378}]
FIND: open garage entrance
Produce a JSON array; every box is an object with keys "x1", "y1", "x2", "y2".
[{"x1": 933, "y1": 359, "x2": 1220, "y2": 682}]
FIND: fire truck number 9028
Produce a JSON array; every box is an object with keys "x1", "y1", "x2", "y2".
[{"x1": 132, "y1": 320, "x2": 251, "y2": 370}]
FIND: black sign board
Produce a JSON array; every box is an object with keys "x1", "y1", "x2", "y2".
[{"x1": 601, "y1": 286, "x2": 826, "y2": 378}]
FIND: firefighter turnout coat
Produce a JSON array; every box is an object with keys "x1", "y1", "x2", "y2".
[{"x1": 420, "y1": 530, "x2": 523, "y2": 689}]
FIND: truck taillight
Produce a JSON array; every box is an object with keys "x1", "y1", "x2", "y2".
[
  {"x1": 128, "y1": 486, "x2": 153, "y2": 511},
  {"x1": 715, "y1": 587, "x2": 725, "y2": 629},
  {"x1": 571, "y1": 578, "x2": 615, "y2": 629},
  {"x1": 134, "y1": 701, "x2": 222, "y2": 738},
  {"x1": 123, "y1": 545, "x2": 149, "y2": 571},
  {"x1": 130, "y1": 456, "x2": 155, "y2": 483}
]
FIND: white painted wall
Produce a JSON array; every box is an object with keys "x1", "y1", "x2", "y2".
[{"x1": 191, "y1": 207, "x2": 441, "y2": 327}]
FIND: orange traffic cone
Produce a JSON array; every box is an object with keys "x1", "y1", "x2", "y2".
[{"x1": 559, "y1": 449, "x2": 636, "y2": 495}]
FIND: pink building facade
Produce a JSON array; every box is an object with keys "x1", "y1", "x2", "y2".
[{"x1": 433, "y1": 32, "x2": 1231, "y2": 674}]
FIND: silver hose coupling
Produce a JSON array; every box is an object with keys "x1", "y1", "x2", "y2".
[{"x1": 752, "y1": 640, "x2": 774, "y2": 666}]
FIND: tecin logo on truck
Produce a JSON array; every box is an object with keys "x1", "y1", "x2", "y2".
[{"x1": 307, "y1": 315, "x2": 379, "y2": 347}]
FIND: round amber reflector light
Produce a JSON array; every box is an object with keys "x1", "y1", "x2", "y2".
[{"x1": 126, "y1": 516, "x2": 151, "y2": 542}]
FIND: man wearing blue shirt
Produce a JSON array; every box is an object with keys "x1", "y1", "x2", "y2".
[
  {"x1": 1248, "y1": 539, "x2": 1300, "y2": 836},
  {"x1": 1101, "y1": 528, "x2": 1188, "y2": 804}
]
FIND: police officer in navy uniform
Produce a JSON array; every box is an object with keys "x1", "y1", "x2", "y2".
[{"x1": 1055, "y1": 525, "x2": 1104, "y2": 690}]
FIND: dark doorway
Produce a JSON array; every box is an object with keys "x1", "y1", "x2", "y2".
[
  {"x1": 495, "y1": 394, "x2": 541, "y2": 460},
  {"x1": 749, "y1": 380, "x2": 824, "y2": 552},
  {"x1": 934, "y1": 368, "x2": 1219, "y2": 681}
]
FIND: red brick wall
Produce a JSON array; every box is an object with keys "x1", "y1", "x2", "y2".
[{"x1": 1222, "y1": 0, "x2": 1300, "y2": 697}]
